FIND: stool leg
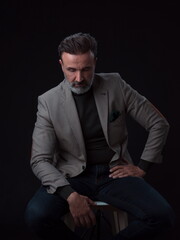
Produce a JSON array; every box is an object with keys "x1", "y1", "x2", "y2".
[
  {"x1": 118, "y1": 211, "x2": 128, "y2": 231},
  {"x1": 113, "y1": 210, "x2": 128, "y2": 233},
  {"x1": 113, "y1": 211, "x2": 120, "y2": 234}
]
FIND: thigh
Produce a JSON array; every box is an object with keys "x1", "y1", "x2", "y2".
[
  {"x1": 25, "y1": 186, "x2": 69, "y2": 224},
  {"x1": 97, "y1": 176, "x2": 173, "y2": 220},
  {"x1": 67, "y1": 171, "x2": 97, "y2": 200}
]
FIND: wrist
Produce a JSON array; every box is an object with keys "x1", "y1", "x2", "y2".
[
  {"x1": 138, "y1": 159, "x2": 154, "y2": 172},
  {"x1": 56, "y1": 185, "x2": 75, "y2": 200},
  {"x1": 67, "y1": 191, "x2": 79, "y2": 204},
  {"x1": 137, "y1": 166, "x2": 146, "y2": 177}
]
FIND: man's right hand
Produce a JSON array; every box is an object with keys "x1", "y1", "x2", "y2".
[{"x1": 67, "y1": 192, "x2": 96, "y2": 228}]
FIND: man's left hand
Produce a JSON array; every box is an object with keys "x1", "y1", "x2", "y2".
[{"x1": 109, "y1": 164, "x2": 146, "y2": 178}]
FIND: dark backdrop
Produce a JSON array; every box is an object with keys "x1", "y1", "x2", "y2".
[{"x1": 1, "y1": 1, "x2": 179, "y2": 239}]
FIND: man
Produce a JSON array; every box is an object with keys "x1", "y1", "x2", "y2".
[{"x1": 25, "y1": 32, "x2": 174, "y2": 239}]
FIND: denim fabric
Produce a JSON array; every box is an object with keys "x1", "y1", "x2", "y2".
[{"x1": 25, "y1": 164, "x2": 175, "y2": 239}]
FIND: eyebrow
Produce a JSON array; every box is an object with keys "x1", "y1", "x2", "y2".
[{"x1": 66, "y1": 66, "x2": 92, "y2": 71}]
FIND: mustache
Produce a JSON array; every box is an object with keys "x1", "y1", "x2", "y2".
[{"x1": 72, "y1": 80, "x2": 88, "y2": 87}]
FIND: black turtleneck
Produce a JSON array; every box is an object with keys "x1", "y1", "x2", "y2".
[{"x1": 72, "y1": 88, "x2": 115, "y2": 165}]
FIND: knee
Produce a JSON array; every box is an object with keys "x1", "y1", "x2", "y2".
[
  {"x1": 148, "y1": 203, "x2": 175, "y2": 230},
  {"x1": 24, "y1": 201, "x2": 47, "y2": 231},
  {"x1": 160, "y1": 204, "x2": 175, "y2": 228}
]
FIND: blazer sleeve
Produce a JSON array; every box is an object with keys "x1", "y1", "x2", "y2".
[
  {"x1": 118, "y1": 75, "x2": 170, "y2": 164},
  {"x1": 30, "y1": 95, "x2": 70, "y2": 194}
]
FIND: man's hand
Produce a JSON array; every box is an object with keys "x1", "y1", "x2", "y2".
[
  {"x1": 109, "y1": 164, "x2": 146, "y2": 178},
  {"x1": 67, "y1": 192, "x2": 96, "y2": 228}
]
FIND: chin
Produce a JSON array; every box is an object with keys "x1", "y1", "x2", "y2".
[{"x1": 71, "y1": 86, "x2": 90, "y2": 95}]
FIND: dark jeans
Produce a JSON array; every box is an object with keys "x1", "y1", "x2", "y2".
[{"x1": 25, "y1": 164, "x2": 175, "y2": 240}]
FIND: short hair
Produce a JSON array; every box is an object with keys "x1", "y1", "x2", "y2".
[{"x1": 58, "y1": 32, "x2": 97, "y2": 59}]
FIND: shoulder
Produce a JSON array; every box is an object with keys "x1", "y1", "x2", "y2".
[
  {"x1": 38, "y1": 80, "x2": 66, "y2": 102},
  {"x1": 94, "y1": 72, "x2": 125, "y2": 89},
  {"x1": 95, "y1": 72, "x2": 121, "y2": 81}
]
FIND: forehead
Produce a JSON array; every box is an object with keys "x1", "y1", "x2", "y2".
[{"x1": 61, "y1": 51, "x2": 95, "y2": 67}]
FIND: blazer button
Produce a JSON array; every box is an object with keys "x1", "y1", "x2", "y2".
[
  {"x1": 65, "y1": 173, "x2": 70, "y2": 178},
  {"x1": 82, "y1": 165, "x2": 85, "y2": 170}
]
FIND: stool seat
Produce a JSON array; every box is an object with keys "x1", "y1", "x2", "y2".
[{"x1": 94, "y1": 201, "x2": 109, "y2": 206}]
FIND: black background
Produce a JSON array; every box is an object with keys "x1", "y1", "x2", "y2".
[{"x1": 1, "y1": 1, "x2": 179, "y2": 239}]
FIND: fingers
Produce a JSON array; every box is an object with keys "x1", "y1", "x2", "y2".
[
  {"x1": 73, "y1": 216, "x2": 81, "y2": 227},
  {"x1": 109, "y1": 164, "x2": 145, "y2": 178},
  {"x1": 85, "y1": 210, "x2": 96, "y2": 227},
  {"x1": 86, "y1": 197, "x2": 96, "y2": 206},
  {"x1": 109, "y1": 165, "x2": 129, "y2": 178},
  {"x1": 69, "y1": 195, "x2": 96, "y2": 228},
  {"x1": 110, "y1": 165, "x2": 125, "y2": 172},
  {"x1": 109, "y1": 170, "x2": 129, "y2": 178},
  {"x1": 74, "y1": 208, "x2": 96, "y2": 228}
]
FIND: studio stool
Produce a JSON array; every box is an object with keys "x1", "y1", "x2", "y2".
[{"x1": 63, "y1": 201, "x2": 128, "y2": 239}]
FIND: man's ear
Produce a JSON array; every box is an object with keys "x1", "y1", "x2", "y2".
[
  {"x1": 59, "y1": 59, "x2": 62, "y2": 66},
  {"x1": 59, "y1": 59, "x2": 64, "y2": 71}
]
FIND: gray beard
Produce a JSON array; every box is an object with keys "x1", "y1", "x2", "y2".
[{"x1": 66, "y1": 78, "x2": 94, "y2": 95}]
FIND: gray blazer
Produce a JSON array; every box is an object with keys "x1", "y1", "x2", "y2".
[{"x1": 31, "y1": 73, "x2": 169, "y2": 194}]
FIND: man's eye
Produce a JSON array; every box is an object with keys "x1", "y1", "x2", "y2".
[
  {"x1": 83, "y1": 68, "x2": 91, "y2": 72},
  {"x1": 68, "y1": 68, "x2": 75, "y2": 72}
]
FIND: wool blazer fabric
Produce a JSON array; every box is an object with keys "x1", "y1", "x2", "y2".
[{"x1": 31, "y1": 73, "x2": 169, "y2": 194}]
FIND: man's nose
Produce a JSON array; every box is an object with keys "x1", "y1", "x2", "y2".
[{"x1": 76, "y1": 71, "x2": 83, "y2": 82}]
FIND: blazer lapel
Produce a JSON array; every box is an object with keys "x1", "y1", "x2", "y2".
[{"x1": 63, "y1": 82, "x2": 86, "y2": 159}]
